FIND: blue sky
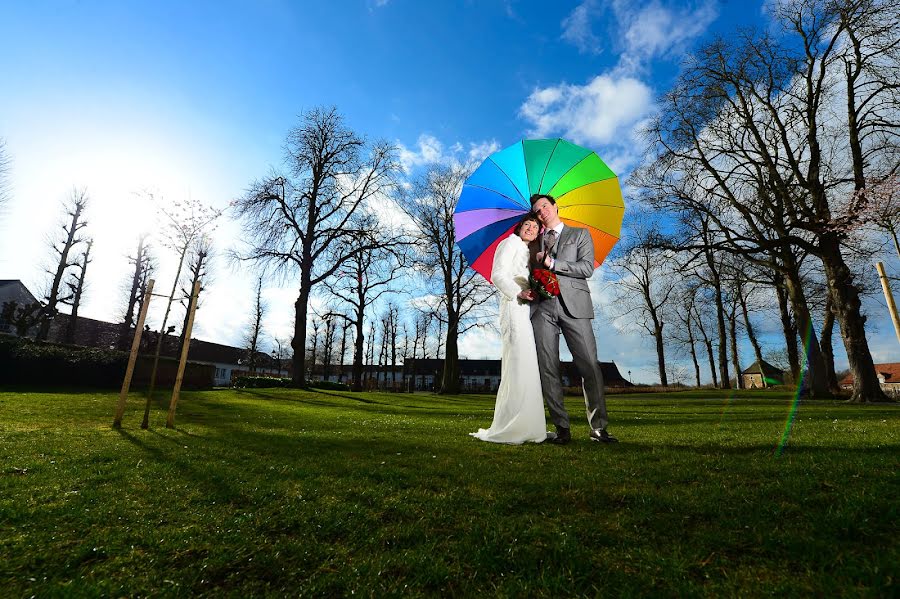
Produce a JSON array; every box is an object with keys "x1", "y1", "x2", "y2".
[{"x1": 2, "y1": 1, "x2": 896, "y2": 384}]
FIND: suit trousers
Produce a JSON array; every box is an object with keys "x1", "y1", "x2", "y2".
[{"x1": 532, "y1": 296, "x2": 608, "y2": 431}]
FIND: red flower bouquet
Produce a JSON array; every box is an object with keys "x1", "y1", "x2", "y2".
[{"x1": 529, "y1": 268, "x2": 561, "y2": 299}]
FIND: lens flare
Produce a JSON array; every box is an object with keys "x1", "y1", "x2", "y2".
[{"x1": 775, "y1": 319, "x2": 814, "y2": 456}]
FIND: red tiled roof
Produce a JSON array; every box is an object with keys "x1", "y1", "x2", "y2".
[{"x1": 839, "y1": 362, "x2": 900, "y2": 386}]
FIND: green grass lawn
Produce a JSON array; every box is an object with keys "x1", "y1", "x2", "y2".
[{"x1": 0, "y1": 387, "x2": 897, "y2": 597}]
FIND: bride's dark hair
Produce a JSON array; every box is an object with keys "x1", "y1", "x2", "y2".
[{"x1": 514, "y1": 214, "x2": 540, "y2": 236}]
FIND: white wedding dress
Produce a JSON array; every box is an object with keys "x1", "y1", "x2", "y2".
[{"x1": 470, "y1": 233, "x2": 547, "y2": 444}]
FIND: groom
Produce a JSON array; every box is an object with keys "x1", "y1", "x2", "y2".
[{"x1": 530, "y1": 193, "x2": 617, "y2": 445}]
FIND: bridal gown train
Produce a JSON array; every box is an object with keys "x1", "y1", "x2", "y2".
[{"x1": 470, "y1": 233, "x2": 546, "y2": 445}]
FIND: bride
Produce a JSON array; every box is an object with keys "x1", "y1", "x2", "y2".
[{"x1": 470, "y1": 215, "x2": 547, "y2": 444}]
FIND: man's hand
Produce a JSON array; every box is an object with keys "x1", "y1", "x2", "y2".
[{"x1": 536, "y1": 251, "x2": 553, "y2": 268}]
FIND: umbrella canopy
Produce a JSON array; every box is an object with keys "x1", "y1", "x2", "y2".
[{"x1": 454, "y1": 138, "x2": 624, "y2": 282}]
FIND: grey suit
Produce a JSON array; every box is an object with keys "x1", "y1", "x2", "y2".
[{"x1": 530, "y1": 225, "x2": 608, "y2": 431}]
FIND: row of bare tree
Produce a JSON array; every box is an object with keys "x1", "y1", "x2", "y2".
[
  {"x1": 232, "y1": 108, "x2": 491, "y2": 393},
  {"x1": 0, "y1": 180, "x2": 220, "y2": 400},
  {"x1": 0, "y1": 188, "x2": 94, "y2": 344},
  {"x1": 297, "y1": 305, "x2": 448, "y2": 390},
  {"x1": 623, "y1": 0, "x2": 899, "y2": 402}
]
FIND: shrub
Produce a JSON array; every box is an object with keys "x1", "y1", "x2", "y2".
[
  {"x1": 308, "y1": 380, "x2": 350, "y2": 391},
  {"x1": 0, "y1": 336, "x2": 126, "y2": 387},
  {"x1": 233, "y1": 376, "x2": 294, "y2": 389},
  {"x1": 0, "y1": 335, "x2": 213, "y2": 389}
]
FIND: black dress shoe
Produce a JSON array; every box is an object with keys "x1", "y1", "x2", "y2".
[
  {"x1": 549, "y1": 426, "x2": 571, "y2": 445},
  {"x1": 590, "y1": 429, "x2": 618, "y2": 443}
]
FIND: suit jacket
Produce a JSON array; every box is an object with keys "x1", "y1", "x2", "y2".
[{"x1": 536, "y1": 225, "x2": 596, "y2": 319}]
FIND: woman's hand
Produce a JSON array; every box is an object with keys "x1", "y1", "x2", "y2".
[{"x1": 517, "y1": 289, "x2": 536, "y2": 302}]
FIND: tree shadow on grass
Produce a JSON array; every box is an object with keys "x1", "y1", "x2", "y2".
[{"x1": 607, "y1": 441, "x2": 900, "y2": 457}]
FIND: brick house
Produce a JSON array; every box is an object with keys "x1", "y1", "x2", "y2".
[
  {"x1": 839, "y1": 362, "x2": 900, "y2": 396},
  {"x1": 740, "y1": 360, "x2": 785, "y2": 389}
]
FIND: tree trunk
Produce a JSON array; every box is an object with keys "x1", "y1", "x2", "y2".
[
  {"x1": 890, "y1": 225, "x2": 900, "y2": 262},
  {"x1": 292, "y1": 286, "x2": 310, "y2": 387},
  {"x1": 654, "y1": 320, "x2": 667, "y2": 387},
  {"x1": 686, "y1": 312, "x2": 701, "y2": 387},
  {"x1": 738, "y1": 287, "x2": 763, "y2": 369},
  {"x1": 64, "y1": 241, "x2": 92, "y2": 345},
  {"x1": 705, "y1": 249, "x2": 730, "y2": 388},
  {"x1": 339, "y1": 324, "x2": 348, "y2": 384},
  {"x1": 352, "y1": 316, "x2": 365, "y2": 391},
  {"x1": 728, "y1": 306, "x2": 741, "y2": 390},
  {"x1": 819, "y1": 235, "x2": 891, "y2": 402},
  {"x1": 38, "y1": 200, "x2": 85, "y2": 341},
  {"x1": 439, "y1": 314, "x2": 460, "y2": 394},
  {"x1": 119, "y1": 236, "x2": 146, "y2": 350},
  {"x1": 693, "y1": 303, "x2": 718, "y2": 387},
  {"x1": 820, "y1": 295, "x2": 839, "y2": 393},
  {"x1": 689, "y1": 343, "x2": 701, "y2": 387},
  {"x1": 782, "y1": 264, "x2": 828, "y2": 398},
  {"x1": 774, "y1": 278, "x2": 800, "y2": 382}
]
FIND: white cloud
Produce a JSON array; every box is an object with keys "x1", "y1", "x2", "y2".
[
  {"x1": 396, "y1": 134, "x2": 500, "y2": 174},
  {"x1": 561, "y1": 0, "x2": 604, "y2": 55},
  {"x1": 397, "y1": 134, "x2": 446, "y2": 173},
  {"x1": 559, "y1": 0, "x2": 718, "y2": 69},
  {"x1": 519, "y1": 74, "x2": 653, "y2": 150},
  {"x1": 619, "y1": 0, "x2": 718, "y2": 63},
  {"x1": 458, "y1": 326, "x2": 502, "y2": 360},
  {"x1": 524, "y1": 1, "x2": 717, "y2": 171}
]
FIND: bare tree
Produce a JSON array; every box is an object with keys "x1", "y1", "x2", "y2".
[
  {"x1": 337, "y1": 320, "x2": 350, "y2": 383},
  {"x1": 118, "y1": 234, "x2": 155, "y2": 349},
  {"x1": 62, "y1": 239, "x2": 93, "y2": 344},
  {"x1": 365, "y1": 319, "x2": 376, "y2": 388},
  {"x1": 308, "y1": 312, "x2": 323, "y2": 381},
  {"x1": 633, "y1": 29, "x2": 855, "y2": 397},
  {"x1": 772, "y1": 0, "x2": 894, "y2": 401},
  {"x1": 669, "y1": 284, "x2": 704, "y2": 387},
  {"x1": 322, "y1": 313, "x2": 336, "y2": 381},
  {"x1": 38, "y1": 188, "x2": 89, "y2": 341},
  {"x1": 400, "y1": 165, "x2": 493, "y2": 394},
  {"x1": 833, "y1": 0, "x2": 900, "y2": 194},
  {"x1": 244, "y1": 276, "x2": 266, "y2": 374},
  {"x1": 271, "y1": 336, "x2": 289, "y2": 377},
  {"x1": 323, "y1": 230, "x2": 407, "y2": 391},
  {"x1": 688, "y1": 285, "x2": 721, "y2": 387},
  {"x1": 177, "y1": 236, "x2": 212, "y2": 354},
  {"x1": 859, "y1": 175, "x2": 900, "y2": 259},
  {"x1": 377, "y1": 312, "x2": 388, "y2": 387},
  {"x1": 1, "y1": 300, "x2": 42, "y2": 336},
  {"x1": 232, "y1": 107, "x2": 399, "y2": 387},
  {"x1": 607, "y1": 226, "x2": 679, "y2": 386},
  {"x1": 386, "y1": 302, "x2": 400, "y2": 389},
  {"x1": 143, "y1": 195, "x2": 221, "y2": 428}
]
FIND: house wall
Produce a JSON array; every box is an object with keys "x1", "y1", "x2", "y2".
[{"x1": 743, "y1": 374, "x2": 765, "y2": 389}]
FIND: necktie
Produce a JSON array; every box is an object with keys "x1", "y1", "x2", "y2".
[{"x1": 543, "y1": 229, "x2": 558, "y2": 256}]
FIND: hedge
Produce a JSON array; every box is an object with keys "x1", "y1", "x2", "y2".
[
  {"x1": 233, "y1": 376, "x2": 294, "y2": 388},
  {"x1": 232, "y1": 376, "x2": 351, "y2": 391},
  {"x1": 0, "y1": 335, "x2": 214, "y2": 389}
]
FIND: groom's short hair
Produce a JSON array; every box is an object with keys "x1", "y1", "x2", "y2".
[{"x1": 530, "y1": 193, "x2": 556, "y2": 207}]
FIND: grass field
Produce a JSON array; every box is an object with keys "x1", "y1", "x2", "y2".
[{"x1": 1, "y1": 387, "x2": 897, "y2": 597}]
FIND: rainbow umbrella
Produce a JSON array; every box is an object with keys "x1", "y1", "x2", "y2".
[{"x1": 454, "y1": 138, "x2": 624, "y2": 282}]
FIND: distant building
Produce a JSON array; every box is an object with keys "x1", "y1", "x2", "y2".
[
  {"x1": 741, "y1": 360, "x2": 784, "y2": 389},
  {"x1": 403, "y1": 358, "x2": 632, "y2": 393},
  {"x1": 839, "y1": 363, "x2": 900, "y2": 396},
  {"x1": 0, "y1": 279, "x2": 41, "y2": 335},
  {"x1": 0, "y1": 279, "x2": 288, "y2": 386}
]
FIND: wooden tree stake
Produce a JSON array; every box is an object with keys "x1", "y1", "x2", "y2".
[
  {"x1": 166, "y1": 280, "x2": 201, "y2": 428},
  {"x1": 876, "y1": 262, "x2": 900, "y2": 348},
  {"x1": 113, "y1": 279, "x2": 155, "y2": 428}
]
